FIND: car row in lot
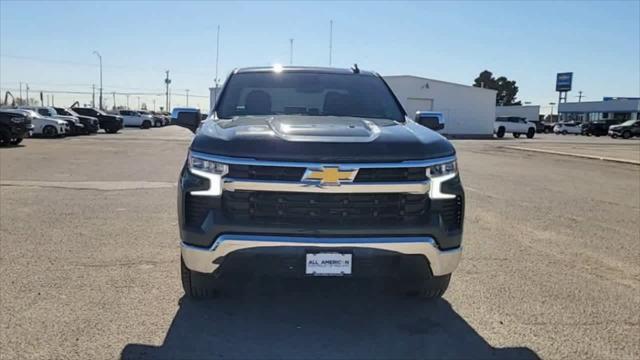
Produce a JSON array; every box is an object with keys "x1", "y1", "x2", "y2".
[
  {"x1": 111, "y1": 109, "x2": 170, "y2": 129},
  {"x1": 493, "y1": 115, "x2": 640, "y2": 140}
]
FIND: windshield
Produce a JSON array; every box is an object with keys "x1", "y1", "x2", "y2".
[
  {"x1": 216, "y1": 72, "x2": 405, "y2": 121},
  {"x1": 619, "y1": 120, "x2": 637, "y2": 126}
]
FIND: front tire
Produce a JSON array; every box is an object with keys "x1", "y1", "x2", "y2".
[
  {"x1": 562, "y1": 130, "x2": 568, "y2": 135},
  {"x1": 496, "y1": 127, "x2": 505, "y2": 138},
  {"x1": 105, "y1": 127, "x2": 119, "y2": 134},
  {"x1": 181, "y1": 256, "x2": 219, "y2": 298},
  {"x1": 526, "y1": 128, "x2": 535, "y2": 138},
  {"x1": 43, "y1": 125, "x2": 58, "y2": 138},
  {"x1": 0, "y1": 127, "x2": 11, "y2": 146},
  {"x1": 622, "y1": 130, "x2": 632, "y2": 139},
  {"x1": 141, "y1": 121, "x2": 151, "y2": 129},
  {"x1": 406, "y1": 274, "x2": 451, "y2": 299}
]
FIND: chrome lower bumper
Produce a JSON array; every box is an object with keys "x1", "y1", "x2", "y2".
[{"x1": 181, "y1": 235, "x2": 462, "y2": 277}]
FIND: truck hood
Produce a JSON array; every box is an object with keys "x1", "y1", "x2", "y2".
[{"x1": 190, "y1": 115, "x2": 455, "y2": 162}]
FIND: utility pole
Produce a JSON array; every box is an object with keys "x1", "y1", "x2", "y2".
[
  {"x1": 92, "y1": 84, "x2": 96, "y2": 107},
  {"x1": 19, "y1": 82, "x2": 22, "y2": 104},
  {"x1": 329, "y1": 20, "x2": 333, "y2": 66},
  {"x1": 549, "y1": 102, "x2": 556, "y2": 121},
  {"x1": 289, "y1": 38, "x2": 294, "y2": 65},
  {"x1": 576, "y1": 91, "x2": 585, "y2": 102},
  {"x1": 186, "y1": 89, "x2": 190, "y2": 107},
  {"x1": 126, "y1": 94, "x2": 130, "y2": 109},
  {"x1": 112, "y1": 92, "x2": 116, "y2": 109},
  {"x1": 52, "y1": 95, "x2": 54, "y2": 106},
  {"x1": 93, "y1": 51, "x2": 103, "y2": 110},
  {"x1": 164, "y1": 70, "x2": 171, "y2": 112},
  {"x1": 25, "y1": 84, "x2": 29, "y2": 106}
]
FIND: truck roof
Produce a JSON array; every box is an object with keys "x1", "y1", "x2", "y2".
[{"x1": 234, "y1": 66, "x2": 378, "y2": 77}]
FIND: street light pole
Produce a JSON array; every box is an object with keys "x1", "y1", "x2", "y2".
[
  {"x1": 548, "y1": 102, "x2": 556, "y2": 121},
  {"x1": 93, "y1": 51, "x2": 103, "y2": 110},
  {"x1": 289, "y1": 38, "x2": 294, "y2": 65},
  {"x1": 186, "y1": 89, "x2": 190, "y2": 107}
]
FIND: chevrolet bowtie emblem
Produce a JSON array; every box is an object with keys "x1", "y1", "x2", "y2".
[{"x1": 302, "y1": 166, "x2": 358, "y2": 186}]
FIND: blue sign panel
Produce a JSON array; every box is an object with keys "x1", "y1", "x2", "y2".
[{"x1": 556, "y1": 72, "x2": 573, "y2": 92}]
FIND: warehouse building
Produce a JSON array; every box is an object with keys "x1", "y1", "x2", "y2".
[
  {"x1": 496, "y1": 105, "x2": 541, "y2": 122},
  {"x1": 558, "y1": 98, "x2": 640, "y2": 123},
  {"x1": 384, "y1": 75, "x2": 497, "y2": 138}
]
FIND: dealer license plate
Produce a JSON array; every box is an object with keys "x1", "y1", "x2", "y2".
[{"x1": 305, "y1": 252, "x2": 352, "y2": 276}]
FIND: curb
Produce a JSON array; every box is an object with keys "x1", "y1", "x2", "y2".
[{"x1": 502, "y1": 146, "x2": 640, "y2": 166}]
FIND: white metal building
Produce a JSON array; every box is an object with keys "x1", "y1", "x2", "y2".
[
  {"x1": 496, "y1": 105, "x2": 541, "y2": 122},
  {"x1": 384, "y1": 75, "x2": 497, "y2": 138}
]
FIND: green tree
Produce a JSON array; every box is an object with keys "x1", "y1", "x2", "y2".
[{"x1": 473, "y1": 70, "x2": 521, "y2": 106}]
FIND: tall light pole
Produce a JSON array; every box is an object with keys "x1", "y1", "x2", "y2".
[
  {"x1": 289, "y1": 38, "x2": 294, "y2": 65},
  {"x1": 93, "y1": 51, "x2": 103, "y2": 110},
  {"x1": 549, "y1": 102, "x2": 556, "y2": 121},
  {"x1": 329, "y1": 20, "x2": 333, "y2": 66},
  {"x1": 25, "y1": 84, "x2": 29, "y2": 106},
  {"x1": 164, "y1": 70, "x2": 171, "y2": 112}
]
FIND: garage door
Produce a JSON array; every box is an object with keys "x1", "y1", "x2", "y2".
[{"x1": 404, "y1": 98, "x2": 434, "y2": 118}]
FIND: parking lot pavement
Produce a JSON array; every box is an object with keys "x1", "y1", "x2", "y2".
[
  {"x1": 493, "y1": 133, "x2": 640, "y2": 164},
  {"x1": 1, "y1": 128, "x2": 639, "y2": 359}
]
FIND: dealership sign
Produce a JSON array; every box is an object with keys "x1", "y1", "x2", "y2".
[{"x1": 556, "y1": 72, "x2": 573, "y2": 92}]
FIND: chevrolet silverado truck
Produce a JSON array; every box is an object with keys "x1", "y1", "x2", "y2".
[{"x1": 174, "y1": 66, "x2": 465, "y2": 298}]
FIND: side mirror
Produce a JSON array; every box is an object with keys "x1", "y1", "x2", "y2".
[
  {"x1": 415, "y1": 111, "x2": 445, "y2": 131},
  {"x1": 172, "y1": 111, "x2": 201, "y2": 133}
]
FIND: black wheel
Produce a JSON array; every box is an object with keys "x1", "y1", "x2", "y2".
[
  {"x1": 561, "y1": 130, "x2": 568, "y2": 135},
  {"x1": 141, "y1": 121, "x2": 151, "y2": 129},
  {"x1": 10, "y1": 138, "x2": 23, "y2": 145},
  {"x1": 43, "y1": 125, "x2": 58, "y2": 138},
  {"x1": 496, "y1": 127, "x2": 505, "y2": 138},
  {"x1": 405, "y1": 274, "x2": 451, "y2": 299},
  {"x1": 181, "y1": 256, "x2": 219, "y2": 298},
  {"x1": 611, "y1": 134, "x2": 618, "y2": 139},
  {"x1": 513, "y1": 133, "x2": 521, "y2": 138},
  {"x1": 526, "y1": 128, "x2": 535, "y2": 139},
  {"x1": 622, "y1": 130, "x2": 632, "y2": 139},
  {"x1": 544, "y1": 128, "x2": 550, "y2": 134},
  {"x1": 154, "y1": 120, "x2": 162, "y2": 127},
  {"x1": 0, "y1": 127, "x2": 11, "y2": 146},
  {"x1": 105, "y1": 128, "x2": 119, "y2": 134}
]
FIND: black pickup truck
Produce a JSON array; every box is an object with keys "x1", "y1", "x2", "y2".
[
  {"x1": 54, "y1": 107, "x2": 99, "y2": 134},
  {"x1": 71, "y1": 107, "x2": 123, "y2": 133},
  {"x1": 174, "y1": 66, "x2": 465, "y2": 298},
  {"x1": 0, "y1": 109, "x2": 32, "y2": 146}
]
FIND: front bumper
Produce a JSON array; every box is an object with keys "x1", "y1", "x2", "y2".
[{"x1": 182, "y1": 234, "x2": 462, "y2": 277}]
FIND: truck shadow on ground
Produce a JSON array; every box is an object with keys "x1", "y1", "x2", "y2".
[{"x1": 121, "y1": 277, "x2": 539, "y2": 360}]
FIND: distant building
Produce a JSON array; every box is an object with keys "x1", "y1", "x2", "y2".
[
  {"x1": 558, "y1": 98, "x2": 640, "y2": 123},
  {"x1": 384, "y1": 75, "x2": 497, "y2": 138},
  {"x1": 496, "y1": 105, "x2": 540, "y2": 123}
]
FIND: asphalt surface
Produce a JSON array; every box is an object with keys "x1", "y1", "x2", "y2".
[{"x1": 1, "y1": 128, "x2": 639, "y2": 359}]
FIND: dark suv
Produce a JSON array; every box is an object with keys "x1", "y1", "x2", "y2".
[
  {"x1": 609, "y1": 120, "x2": 640, "y2": 139},
  {"x1": 54, "y1": 107, "x2": 99, "y2": 134},
  {"x1": 71, "y1": 107, "x2": 123, "y2": 133},
  {"x1": 173, "y1": 66, "x2": 465, "y2": 299},
  {"x1": 0, "y1": 110, "x2": 32, "y2": 146}
]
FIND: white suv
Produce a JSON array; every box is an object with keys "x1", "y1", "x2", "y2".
[
  {"x1": 553, "y1": 122, "x2": 582, "y2": 135},
  {"x1": 116, "y1": 110, "x2": 153, "y2": 129},
  {"x1": 494, "y1": 116, "x2": 536, "y2": 139}
]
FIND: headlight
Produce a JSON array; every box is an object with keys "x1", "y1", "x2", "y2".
[
  {"x1": 426, "y1": 160, "x2": 457, "y2": 178},
  {"x1": 188, "y1": 152, "x2": 228, "y2": 196},
  {"x1": 426, "y1": 160, "x2": 458, "y2": 199}
]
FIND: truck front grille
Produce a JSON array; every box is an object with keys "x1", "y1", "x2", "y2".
[
  {"x1": 227, "y1": 165, "x2": 427, "y2": 182},
  {"x1": 223, "y1": 191, "x2": 429, "y2": 225}
]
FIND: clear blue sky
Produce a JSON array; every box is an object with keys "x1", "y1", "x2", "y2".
[{"x1": 1, "y1": 0, "x2": 639, "y2": 112}]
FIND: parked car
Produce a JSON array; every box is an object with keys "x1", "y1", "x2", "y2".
[
  {"x1": 582, "y1": 122, "x2": 609, "y2": 137},
  {"x1": 609, "y1": 120, "x2": 640, "y2": 139},
  {"x1": 174, "y1": 66, "x2": 464, "y2": 299},
  {"x1": 12, "y1": 109, "x2": 67, "y2": 137},
  {"x1": 116, "y1": 110, "x2": 153, "y2": 129},
  {"x1": 141, "y1": 110, "x2": 166, "y2": 127},
  {"x1": 71, "y1": 107, "x2": 123, "y2": 133},
  {"x1": 553, "y1": 122, "x2": 582, "y2": 135},
  {"x1": 170, "y1": 107, "x2": 201, "y2": 124},
  {"x1": 0, "y1": 109, "x2": 32, "y2": 146},
  {"x1": 23, "y1": 106, "x2": 86, "y2": 135},
  {"x1": 54, "y1": 107, "x2": 99, "y2": 134},
  {"x1": 494, "y1": 116, "x2": 536, "y2": 138}
]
